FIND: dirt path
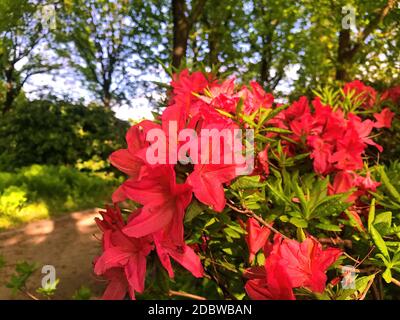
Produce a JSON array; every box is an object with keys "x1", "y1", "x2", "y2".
[{"x1": 0, "y1": 209, "x2": 106, "y2": 300}]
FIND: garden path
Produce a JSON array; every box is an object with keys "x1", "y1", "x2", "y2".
[{"x1": 0, "y1": 209, "x2": 105, "y2": 300}]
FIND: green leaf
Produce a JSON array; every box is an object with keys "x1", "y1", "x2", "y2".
[
  {"x1": 227, "y1": 224, "x2": 246, "y2": 235},
  {"x1": 368, "y1": 198, "x2": 376, "y2": 233},
  {"x1": 296, "y1": 227, "x2": 306, "y2": 242},
  {"x1": 292, "y1": 180, "x2": 309, "y2": 218},
  {"x1": 315, "y1": 223, "x2": 342, "y2": 232},
  {"x1": 382, "y1": 268, "x2": 392, "y2": 283},
  {"x1": 37, "y1": 278, "x2": 59, "y2": 297},
  {"x1": 236, "y1": 97, "x2": 244, "y2": 117},
  {"x1": 266, "y1": 182, "x2": 295, "y2": 208},
  {"x1": 374, "y1": 211, "x2": 392, "y2": 226},
  {"x1": 344, "y1": 210, "x2": 365, "y2": 233},
  {"x1": 255, "y1": 134, "x2": 275, "y2": 143},
  {"x1": 243, "y1": 193, "x2": 264, "y2": 210},
  {"x1": 185, "y1": 200, "x2": 205, "y2": 223},
  {"x1": 231, "y1": 175, "x2": 265, "y2": 190},
  {"x1": 290, "y1": 217, "x2": 308, "y2": 228},
  {"x1": 388, "y1": 225, "x2": 400, "y2": 235},
  {"x1": 374, "y1": 211, "x2": 392, "y2": 235},
  {"x1": 337, "y1": 274, "x2": 375, "y2": 300},
  {"x1": 261, "y1": 127, "x2": 292, "y2": 134},
  {"x1": 72, "y1": 286, "x2": 92, "y2": 300},
  {"x1": 6, "y1": 261, "x2": 37, "y2": 294},
  {"x1": 242, "y1": 115, "x2": 257, "y2": 128},
  {"x1": 311, "y1": 195, "x2": 351, "y2": 219},
  {"x1": 215, "y1": 108, "x2": 234, "y2": 119},
  {"x1": 222, "y1": 247, "x2": 234, "y2": 255},
  {"x1": 260, "y1": 104, "x2": 289, "y2": 124},
  {"x1": 370, "y1": 225, "x2": 390, "y2": 259},
  {"x1": 204, "y1": 217, "x2": 217, "y2": 228},
  {"x1": 379, "y1": 166, "x2": 400, "y2": 201},
  {"x1": 223, "y1": 227, "x2": 241, "y2": 239}
]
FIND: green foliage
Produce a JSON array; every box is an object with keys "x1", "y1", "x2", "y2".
[
  {"x1": 0, "y1": 0, "x2": 58, "y2": 112},
  {"x1": 36, "y1": 279, "x2": 60, "y2": 298},
  {"x1": 6, "y1": 261, "x2": 37, "y2": 295},
  {"x1": 372, "y1": 163, "x2": 400, "y2": 210},
  {"x1": 0, "y1": 164, "x2": 120, "y2": 229},
  {"x1": 72, "y1": 286, "x2": 92, "y2": 300},
  {"x1": 0, "y1": 99, "x2": 129, "y2": 171}
]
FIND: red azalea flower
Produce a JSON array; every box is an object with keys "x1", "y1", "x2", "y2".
[
  {"x1": 347, "y1": 114, "x2": 383, "y2": 152},
  {"x1": 239, "y1": 81, "x2": 274, "y2": 114},
  {"x1": 270, "y1": 235, "x2": 342, "y2": 293},
  {"x1": 99, "y1": 268, "x2": 132, "y2": 300},
  {"x1": 344, "y1": 80, "x2": 377, "y2": 109},
  {"x1": 257, "y1": 145, "x2": 270, "y2": 177},
  {"x1": 381, "y1": 85, "x2": 400, "y2": 105},
  {"x1": 203, "y1": 77, "x2": 238, "y2": 113},
  {"x1": 307, "y1": 136, "x2": 334, "y2": 175},
  {"x1": 373, "y1": 108, "x2": 395, "y2": 129},
  {"x1": 153, "y1": 230, "x2": 204, "y2": 278},
  {"x1": 354, "y1": 171, "x2": 381, "y2": 192},
  {"x1": 329, "y1": 170, "x2": 380, "y2": 203},
  {"x1": 284, "y1": 96, "x2": 311, "y2": 122},
  {"x1": 244, "y1": 257, "x2": 295, "y2": 300},
  {"x1": 186, "y1": 123, "x2": 244, "y2": 212},
  {"x1": 329, "y1": 125, "x2": 365, "y2": 171},
  {"x1": 118, "y1": 166, "x2": 192, "y2": 244},
  {"x1": 171, "y1": 69, "x2": 211, "y2": 106},
  {"x1": 109, "y1": 120, "x2": 159, "y2": 180},
  {"x1": 94, "y1": 206, "x2": 153, "y2": 300},
  {"x1": 245, "y1": 217, "x2": 272, "y2": 263}
]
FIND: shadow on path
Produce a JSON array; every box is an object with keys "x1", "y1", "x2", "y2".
[{"x1": 0, "y1": 209, "x2": 106, "y2": 300}]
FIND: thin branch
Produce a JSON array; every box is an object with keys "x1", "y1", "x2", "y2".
[
  {"x1": 343, "y1": 252, "x2": 361, "y2": 264},
  {"x1": 355, "y1": 246, "x2": 376, "y2": 268},
  {"x1": 168, "y1": 290, "x2": 206, "y2": 300},
  {"x1": 359, "y1": 274, "x2": 377, "y2": 300},
  {"x1": 391, "y1": 278, "x2": 400, "y2": 288},
  {"x1": 319, "y1": 237, "x2": 352, "y2": 248},
  {"x1": 21, "y1": 288, "x2": 39, "y2": 300},
  {"x1": 226, "y1": 201, "x2": 290, "y2": 240}
]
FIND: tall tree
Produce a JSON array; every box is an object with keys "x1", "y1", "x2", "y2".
[
  {"x1": 336, "y1": 0, "x2": 398, "y2": 81},
  {"x1": 0, "y1": 0, "x2": 57, "y2": 113},
  {"x1": 296, "y1": 0, "x2": 400, "y2": 92},
  {"x1": 247, "y1": 0, "x2": 304, "y2": 91},
  {"x1": 55, "y1": 0, "x2": 163, "y2": 108},
  {"x1": 171, "y1": 0, "x2": 207, "y2": 69}
]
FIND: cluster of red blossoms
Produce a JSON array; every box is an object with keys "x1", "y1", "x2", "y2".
[
  {"x1": 93, "y1": 69, "x2": 396, "y2": 300},
  {"x1": 272, "y1": 83, "x2": 394, "y2": 176},
  {"x1": 244, "y1": 218, "x2": 342, "y2": 299},
  {"x1": 270, "y1": 81, "x2": 394, "y2": 205}
]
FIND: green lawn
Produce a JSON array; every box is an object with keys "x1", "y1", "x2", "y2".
[{"x1": 0, "y1": 164, "x2": 120, "y2": 230}]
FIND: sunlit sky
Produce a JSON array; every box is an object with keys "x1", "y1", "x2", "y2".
[{"x1": 22, "y1": 61, "x2": 300, "y2": 122}]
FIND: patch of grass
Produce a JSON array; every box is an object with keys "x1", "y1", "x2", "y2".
[
  {"x1": 0, "y1": 164, "x2": 120, "y2": 230},
  {"x1": 72, "y1": 286, "x2": 92, "y2": 300}
]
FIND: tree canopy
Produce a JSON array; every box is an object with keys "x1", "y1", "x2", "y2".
[{"x1": 0, "y1": 0, "x2": 398, "y2": 108}]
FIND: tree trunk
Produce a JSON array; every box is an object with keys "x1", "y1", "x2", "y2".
[
  {"x1": 208, "y1": 33, "x2": 219, "y2": 67},
  {"x1": 335, "y1": 0, "x2": 397, "y2": 82},
  {"x1": 2, "y1": 68, "x2": 17, "y2": 114},
  {"x1": 336, "y1": 29, "x2": 352, "y2": 82},
  {"x1": 172, "y1": 0, "x2": 189, "y2": 69},
  {"x1": 3, "y1": 89, "x2": 16, "y2": 114},
  {"x1": 260, "y1": 35, "x2": 271, "y2": 85}
]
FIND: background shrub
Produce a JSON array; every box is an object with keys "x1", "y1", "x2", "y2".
[
  {"x1": 0, "y1": 99, "x2": 129, "y2": 171},
  {"x1": 0, "y1": 164, "x2": 121, "y2": 229}
]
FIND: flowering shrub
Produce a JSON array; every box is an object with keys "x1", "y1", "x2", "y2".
[{"x1": 93, "y1": 70, "x2": 400, "y2": 300}]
